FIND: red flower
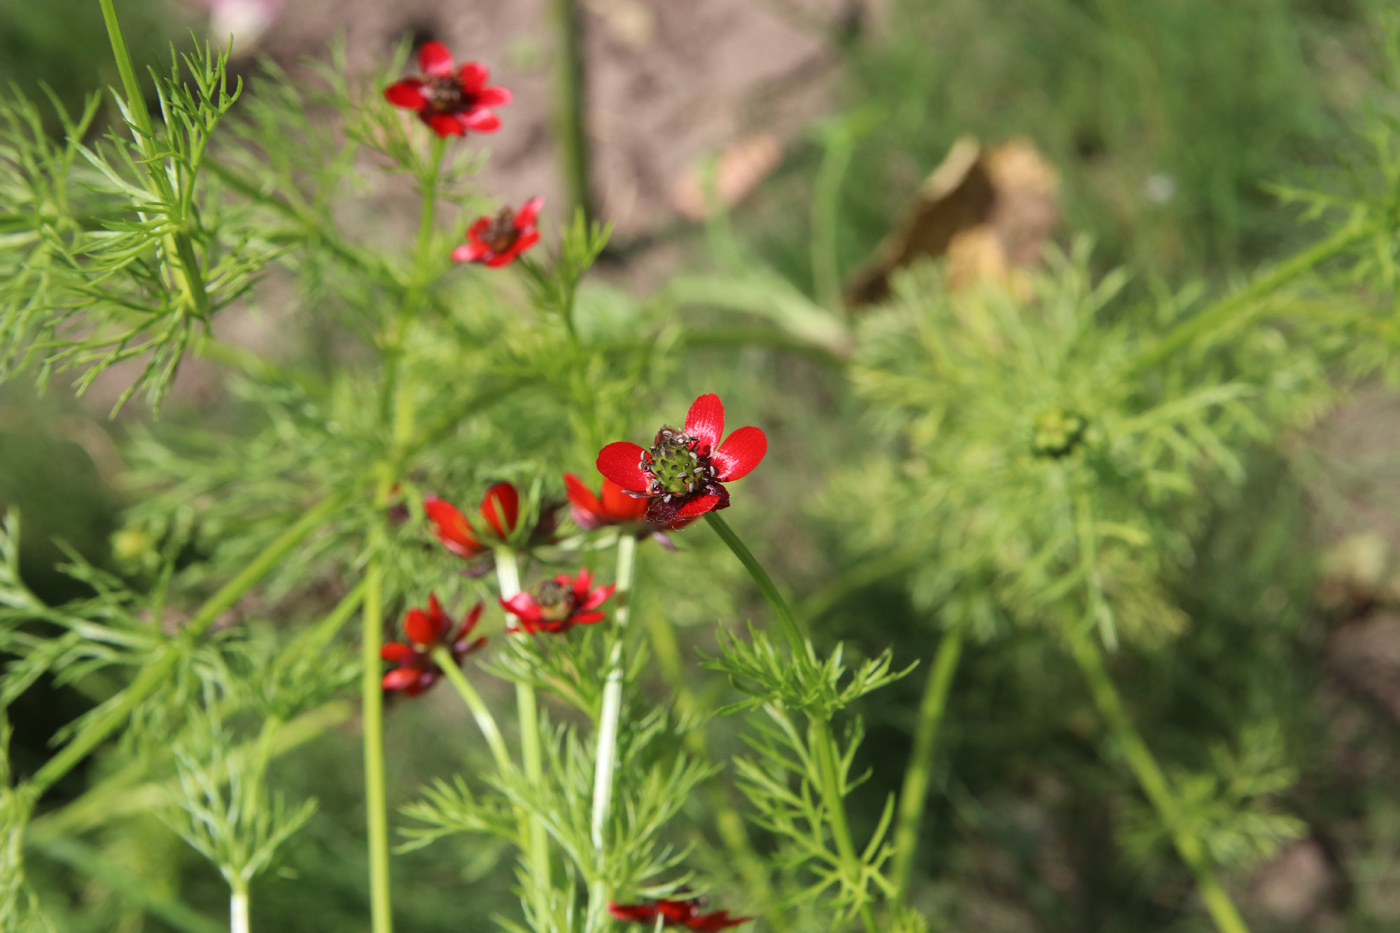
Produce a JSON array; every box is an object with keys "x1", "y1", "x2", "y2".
[
  {"x1": 564, "y1": 473, "x2": 693, "y2": 544},
  {"x1": 608, "y1": 898, "x2": 752, "y2": 931},
  {"x1": 381, "y1": 595, "x2": 486, "y2": 695},
  {"x1": 451, "y1": 197, "x2": 543, "y2": 267},
  {"x1": 596, "y1": 394, "x2": 767, "y2": 524},
  {"x1": 384, "y1": 41, "x2": 511, "y2": 138},
  {"x1": 501, "y1": 568, "x2": 615, "y2": 635},
  {"x1": 424, "y1": 482, "x2": 522, "y2": 561}
]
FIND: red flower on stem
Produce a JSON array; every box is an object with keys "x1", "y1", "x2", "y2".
[
  {"x1": 384, "y1": 41, "x2": 511, "y2": 138},
  {"x1": 501, "y1": 568, "x2": 615, "y2": 635},
  {"x1": 596, "y1": 394, "x2": 767, "y2": 524},
  {"x1": 424, "y1": 482, "x2": 522, "y2": 561},
  {"x1": 452, "y1": 197, "x2": 543, "y2": 267},
  {"x1": 609, "y1": 898, "x2": 752, "y2": 931},
  {"x1": 563, "y1": 473, "x2": 693, "y2": 544},
  {"x1": 381, "y1": 595, "x2": 486, "y2": 696}
]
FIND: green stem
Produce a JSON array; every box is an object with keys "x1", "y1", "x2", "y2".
[
  {"x1": 549, "y1": 0, "x2": 592, "y2": 222},
  {"x1": 812, "y1": 126, "x2": 854, "y2": 315},
  {"x1": 361, "y1": 542, "x2": 394, "y2": 933},
  {"x1": 1069, "y1": 632, "x2": 1250, "y2": 933},
  {"x1": 26, "y1": 494, "x2": 345, "y2": 798},
  {"x1": 432, "y1": 646, "x2": 512, "y2": 774},
  {"x1": 590, "y1": 533, "x2": 636, "y2": 850},
  {"x1": 703, "y1": 512, "x2": 809, "y2": 658},
  {"x1": 97, "y1": 0, "x2": 155, "y2": 142},
  {"x1": 890, "y1": 626, "x2": 965, "y2": 905},
  {"x1": 705, "y1": 512, "x2": 876, "y2": 933},
  {"x1": 496, "y1": 550, "x2": 554, "y2": 924},
  {"x1": 1126, "y1": 218, "x2": 1367, "y2": 378},
  {"x1": 230, "y1": 885, "x2": 250, "y2": 933}
]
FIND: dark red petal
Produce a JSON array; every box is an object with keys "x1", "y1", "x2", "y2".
[
  {"x1": 380, "y1": 642, "x2": 419, "y2": 663},
  {"x1": 501, "y1": 229, "x2": 540, "y2": 262},
  {"x1": 460, "y1": 110, "x2": 500, "y2": 133},
  {"x1": 403, "y1": 608, "x2": 439, "y2": 646},
  {"x1": 427, "y1": 113, "x2": 466, "y2": 137},
  {"x1": 452, "y1": 635, "x2": 488, "y2": 659},
  {"x1": 477, "y1": 85, "x2": 512, "y2": 107},
  {"x1": 458, "y1": 61, "x2": 489, "y2": 91},
  {"x1": 685, "y1": 394, "x2": 725, "y2": 454},
  {"x1": 384, "y1": 79, "x2": 426, "y2": 110},
  {"x1": 656, "y1": 900, "x2": 692, "y2": 921},
  {"x1": 424, "y1": 496, "x2": 483, "y2": 558},
  {"x1": 580, "y1": 583, "x2": 616, "y2": 612},
  {"x1": 571, "y1": 610, "x2": 606, "y2": 626},
  {"x1": 597, "y1": 442, "x2": 650, "y2": 491},
  {"x1": 688, "y1": 911, "x2": 753, "y2": 931},
  {"x1": 515, "y1": 195, "x2": 545, "y2": 228},
  {"x1": 608, "y1": 903, "x2": 659, "y2": 923},
  {"x1": 676, "y1": 493, "x2": 723, "y2": 518},
  {"x1": 418, "y1": 40, "x2": 455, "y2": 77},
  {"x1": 500, "y1": 594, "x2": 544, "y2": 625},
  {"x1": 457, "y1": 601, "x2": 484, "y2": 637},
  {"x1": 711, "y1": 426, "x2": 767, "y2": 482},
  {"x1": 382, "y1": 667, "x2": 422, "y2": 692},
  {"x1": 479, "y1": 482, "x2": 520, "y2": 537},
  {"x1": 601, "y1": 478, "x2": 647, "y2": 521},
  {"x1": 564, "y1": 472, "x2": 604, "y2": 515},
  {"x1": 484, "y1": 250, "x2": 515, "y2": 268}
]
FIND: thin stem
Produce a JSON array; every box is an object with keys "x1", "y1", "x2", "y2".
[
  {"x1": 1069, "y1": 631, "x2": 1250, "y2": 933},
  {"x1": 27, "y1": 494, "x2": 345, "y2": 798},
  {"x1": 361, "y1": 541, "x2": 394, "y2": 933},
  {"x1": 230, "y1": 885, "x2": 250, "y2": 933},
  {"x1": 432, "y1": 646, "x2": 512, "y2": 774},
  {"x1": 1126, "y1": 218, "x2": 1367, "y2": 378},
  {"x1": 890, "y1": 626, "x2": 965, "y2": 905},
  {"x1": 590, "y1": 533, "x2": 636, "y2": 850},
  {"x1": 549, "y1": 0, "x2": 592, "y2": 222},
  {"x1": 812, "y1": 126, "x2": 854, "y2": 315},
  {"x1": 706, "y1": 512, "x2": 876, "y2": 933},
  {"x1": 703, "y1": 512, "x2": 809, "y2": 658},
  {"x1": 496, "y1": 550, "x2": 554, "y2": 923}
]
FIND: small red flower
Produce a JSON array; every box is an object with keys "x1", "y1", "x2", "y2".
[
  {"x1": 596, "y1": 394, "x2": 767, "y2": 524},
  {"x1": 451, "y1": 197, "x2": 543, "y2": 267},
  {"x1": 424, "y1": 482, "x2": 522, "y2": 561},
  {"x1": 384, "y1": 41, "x2": 511, "y2": 138},
  {"x1": 564, "y1": 473, "x2": 694, "y2": 544},
  {"x1": 501, "y1": 568, "x2": 615, "y2": 635},
  {"x1": 608, "y1": 898, "x2": 752, "y2": 931},
  {"x1": 381, "y1": 595, "x2": 486, "y2": 695}
]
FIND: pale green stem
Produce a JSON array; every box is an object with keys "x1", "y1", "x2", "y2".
[
  {"x1": 591, "y1": 533, "x2": 636, "y2": 849},
  {"x1": 890, "y1": 626, "x2": 965, "y2": 905},
  {"x1": 549, "y1": 0, "x2": 592, "y2": 222},
  {"x1": 496, "y1": 550, "x2": 554, "y2": 923},
  {"x1": 27, "y1": 494, "x2": 346, "y2": 798},
  {"x1": 812, "y1": 126, "x2": 854, "y2": 315},
  {"x1": 230, "y1": 885, "x2": 250, "y2": 933},
  {"x1": 1069, "y1": 631, "x2": 1250, "y2": 933},
  {"x1": 432, "y1": 646, "x2": 512, "y2": 774},
  {"x1": 361, "y1": 538, "x2": 393, "y2": 933},
  {"x1": 704, "y1": 512, "x2": 878, "y2": 933}
]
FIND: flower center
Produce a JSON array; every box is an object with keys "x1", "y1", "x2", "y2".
[
  {"x1": 532, "y1": 580, "x2": 577, "y2": 622},
  {"x1": 425, "y1": 76, "x2": 473, "y2": 114},
  {"x1": 482, "y1": 208, "x2": 520, "y2": 253},
  {"x1": 639, "y1": 427, "x2": 717, "y2": 498}
]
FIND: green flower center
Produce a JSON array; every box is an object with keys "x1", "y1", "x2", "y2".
[{"x1": 640, "y1": 427, "x2": 717, "y2": 499}]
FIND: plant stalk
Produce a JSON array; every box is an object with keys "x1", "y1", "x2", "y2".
[
  {"x1": 1069, "y1": 631, "x2": 1250, "y2": 933},
  {"x1": 549, "y1": 0, "x2": 592, "y2": 223},
  {"x1": 704, "y1": 512, "x2": 810, "y2": 658},
  {"x1": 890, "y1": 625, "x2": 965, "y2": 905},
  {"x1": 360, "y1": 539, "x2": 394, "y2": 933},
  {"x1": 590, "y1": 533, "x2": 636, "y2": 850},
  {"x1": 230, "y1": 885, "x2": 250, "y2": 933},
  {"x1": 433, "y1": 646, "x2": 512, "y2": 773}
]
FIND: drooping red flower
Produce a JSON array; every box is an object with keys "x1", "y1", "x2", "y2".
[
  {"x1": 608, "y1": 898, "x2": 752, "y2": 931},
  {"x1": 596, "y1": 394, "x2": 767, "y2": 524},
  {"x1": 384, "y1": 41, "x2": 511, "y2": 138},
  {"x1": 501, "y1": 568, "x2": 615, "y2": 635},
  {"x1": 563, "y1": 473, "x2": 693, "y2": 545},
  {"x1": 424, "y1": 482, "x2": 522, "y2": 561},
  {"x1": 451, "y1": 197, "x2": 543, "y2": 267},
  {"x1": 381, "y1": 595, "x2": 486, "y2": 695}
]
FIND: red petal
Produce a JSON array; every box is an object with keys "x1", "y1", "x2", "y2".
[
  {"x1": 608, "y1": 904, "x2": 659, "y2": 923},
  {"x1": 515, "y1": 195, "x2": 545, "y2": 228},
  {"x1": 601, "y1": 478, "x2": 647, "y2": 521},
  {"x1": 418, "y1": 41, "x2": 455, "y2": 77},
  {"x1": 571, "y1": 611, "x2": 606, "y2": 626},
  {"x1": 676, "y1": 493, "x2": 722, "y2": 518},
  {"x1": 564, "y1": 472, "x2": 603, "y2": 515},
  {"x1": 504, "y1": 229, "x2": 539, "y2": 260},
  {"x1": 480, "y1": 482, "x2": 520, "y2": 538},
  {"x1": 500, "y1": 594, "x2": 543, "y2": 624},
  {"x1": 424, "y1": 496, "x2": 483, "y2": 558},
  {"x1": 458, "y1": 61, "x2": 489, "y2": 91},
  {"x1": 477, "y1": 85, "x2": 512, "y2": 107},
  {"x1": 380, "y1": 642, "x2": 418, "y2": 663},
  {"x1": 712, "y1": 426, "x2": 767, "y2": 482},
  {"x1": 484, "y1": 250, "x2": 515, "y2": 268},
  {"x1": 403, "y1": 607, "x2": 441, "y2": 646},
  {"x1": 459, "y1": 110, "x2": 500, "y2": 133},
  {"x1": 382, "y1": 667, "x2": 422, "y2": 692},
  {"x1": 384, "y1": 79, "x2": 426, "y2": 110},
  {"x1": 685, "y1": 394, "x2": 725, "y2": 454},
  {"x1": 451, "y1": 242, "x2": 484, "y2": 263},
  {"x1": 427, "y1": 113, "x2": 466, "y2": 137},
  {"x1": 580, "y1": 583, "x2": 616, "y2": 612},
  {"x1": 455, "y1": 602, "x2": 484, "y2": 639},
  {"x1": 597, "y1": 442, "x2": 649, "y2": 491}
]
